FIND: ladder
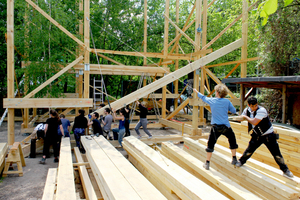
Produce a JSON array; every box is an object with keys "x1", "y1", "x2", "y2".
[{"x1": 93, "y1": 77, "x2": 104, "y2": 109}]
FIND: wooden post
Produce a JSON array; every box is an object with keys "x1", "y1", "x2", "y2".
[
  {"x1": 174, "y1": 0, "x2": 179, "y2": 110},
  {"x1": 240, "y1": 84, "x2": 245, "y2": 115},
  {"x1": 143, "y1": 0, "x2": 147, "y2": 101},
  {"x1": 240, "y1": 0, "x2": 248, "y2": 113},
  {"x1": 192, "y1": 0, "x2": 202, "y2": 131},
  {"x1": 163, "y1": 0, "x2": 170, "y2": 57},
  {"x1": 84, "y1": 0, "x2": 90, "y2": 115},
  {"x1": 282, "y1": 85, "x2": 287, "y2": 123},
  {"x1": 7, "y1": 0, "x2": 15, "y2": 145},
  {"x1": 162, "y1": 71, "x2": 167, "y2": 119}
]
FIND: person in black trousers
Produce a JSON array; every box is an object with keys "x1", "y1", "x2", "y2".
[
  {"x1": 72, "y1": 109, "x2": 88, "y2": 153},
  {"x1": 40, "y1": 110, "x2": 64, "y2": 164},
  {"x1": 123, "y1": 106, "x2": 131, "y2": 137}
]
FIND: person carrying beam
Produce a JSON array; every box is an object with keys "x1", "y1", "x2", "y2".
[
  {"x1": 236, "y1": 96, "x2": 294, "y2": 178},
  {"x1": 193, "y1": 84, "x2": 238, "y2": 170}
]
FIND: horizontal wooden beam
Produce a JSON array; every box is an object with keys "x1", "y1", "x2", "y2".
[
  {"x1": 189, "y1": 98, "x2": 242, "y2": 106},
  {"x1": 3, "y1": 98, "x2": 93, "y2": 108},
  {"x1": 91, "y1": 49, "x2": 196, "y2": 60},
  {"x1": 159, "y1": 118, "x2": 201, "y2": 136},
  {"x1": 144, "y1": 94, "x2": 180, "y2": 99},
  {"x1": 205, "y1": 57, "x2": 260, "y2": 68}
]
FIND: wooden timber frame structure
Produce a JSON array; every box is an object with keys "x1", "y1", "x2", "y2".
[{"x1": 5, "y1": 0, "x2": 259, "y2": 145}]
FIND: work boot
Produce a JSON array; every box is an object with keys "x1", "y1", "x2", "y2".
[
  {"x1": 283, "y1": 169, "x2": 294, "y2": 178},
  {"x1": 235, "y1": 161, "x2": 243, "y2": 167},
  {"x1": 231, "y1": 157, "x2": 237, "y2": 165},
  {"x1": 54, "y1": 158, "x2": 59, "y2": 163},
  {"x1": 203, "y1": 161, "x2": 210, "y2": 170},
  {"x1": 39, "y1": 158, "x2": 46, "y2": 164}
]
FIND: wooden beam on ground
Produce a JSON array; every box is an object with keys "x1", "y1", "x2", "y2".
[
  {"x1": 123, "y1": 136, "x2": 228, "y2": 200},
  {"x1": 161, "y1": 142, "x2": 260, "y2": 200},
  {"x1": 0, "y1": 143, "x2": 8, "y2": 173},
  {"x1": 74, "y1": 147, "x2": 97, "y2": 200},
  {"x1": 25, "y1": 0, "x2": 90, "y2": 51},
  {"x1": 91, "y1": 39, "x2": 243, "y2": 117},
  {"x1": 183, "y1": 138, "x2": 300, "y2": 200},
  {"x1": 93, "y1": 136, "x2": 166, "y2": 199},
  {"x1": 24, "y1": 56, "x2": 83, "y2": 98},
  {"x1": 166, "y1": 99, "x2": 189, "y2": 120},
  {"x1": 198, "y1": 138, "x2": 300, "y2": 191},
  {"x1": 56, "y1": 137, "x2": 76, "y2": 200},
  {"x1": 42, "y1": 168, "x2": 57, "y2": 200},
  {"x1": 4, "y1": 98, "x2": 93, "y2": 108}
]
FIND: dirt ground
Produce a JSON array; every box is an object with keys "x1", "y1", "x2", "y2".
[{"x1": 0, "y1": 120, "x2": 209, "y2": 200}]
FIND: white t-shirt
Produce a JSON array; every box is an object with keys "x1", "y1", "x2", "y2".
[{"x1": 242, "y1": 106, "x2": 273, "y2": 135}]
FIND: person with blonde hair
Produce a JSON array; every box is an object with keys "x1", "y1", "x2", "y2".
[
  {"x1": 193, "y1": 83, "x2": 238, "y2": 170},
  {"x1": 135, "y1": 100, "x2": 152, "y2": 139}
]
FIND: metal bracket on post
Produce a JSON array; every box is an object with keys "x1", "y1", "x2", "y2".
[
  {"x1": 84, "y1": 64, "x2": 90, "y2": 71},
  {"x1": 79, "y1": 69, "x2": 83, "y2": 75},
  {"x1": 196, "y1": 69, "x2": 200, "y2": 75},
  {"x1": 76, "y1": 72, "x2": 79, "y2": 78}
]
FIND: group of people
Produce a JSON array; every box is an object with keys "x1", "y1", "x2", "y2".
[
  {"x1": 37, "y1": 99, "x2": 154, "y2": 163},
  {"x1": 193, "y1": 83, "x2": 294, "y2": 178}
]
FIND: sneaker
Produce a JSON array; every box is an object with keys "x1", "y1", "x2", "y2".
[
  {"x1": 109, "y1": 137, "x2": 113, "y2": 140},
  {"x1": 283, "y1": 169, "x2": 294, "y2": 178},
  {"x1": 39, "y1": 158, "x2": 46, "y2": 164},
  {"x1": 235, "y1": 161, "x2": 243, "y2": 167},
  {"x1": 54, "y1": 158, "x2": 59, "y2": 163},
  {"x1": 137, "y1": 135, "x2": 142, "y2": 139},
  {"x1": 231, "y1": 157, "x2": 237, "y2": 165},
  {"x1": 148, "y1": 135, "x2": 153, "y2": 140},
  {"x1": 203, "y1": 162, "x2": 210, "y2": 170}
]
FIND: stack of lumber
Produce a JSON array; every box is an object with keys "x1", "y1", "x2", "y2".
[
  {"x1": 42, "y1": 137, "x2": 76, "y2": 200},
  {"x1": 81, "y1": 135, "x2": 166, "y2": 200},
  {"x1": 0, "y1": 143, "x2": 8, "y2": 174},
  {"x1": 183, "y1": 137, "x2": 300, "y2": 200},
  {"x1": 198, "y1": 139, "x2": 300, "y2": 192},
  {"x1": 123, "y1": 136, "x2": 229, "y2": 200},
  {"x1": 223, "y1": 122, "x2": 300, "y2": 177}
]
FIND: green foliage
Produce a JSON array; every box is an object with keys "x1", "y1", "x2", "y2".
[{"x1": 258, "y1": 0, "x2": 293, "y2": 25}]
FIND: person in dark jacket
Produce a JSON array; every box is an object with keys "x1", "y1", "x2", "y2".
[
  {"x1": 88, "y1": 112, "x2": 103, "y2": 137},
  {"x1": 236, "y1": 96, "x2": 293, "y2": 178},
  {"x1": 40, "y1": 110, "x2": 64, "y2": 164},
  {"x1": 72, "y1": 109, "x2": 88, "y2": 152},
  {"x1": 135, "y1": 100, "x2": 152, "y2": 139}
]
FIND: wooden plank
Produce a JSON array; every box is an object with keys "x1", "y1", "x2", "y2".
[
  {"x1": 161, "y1": 142, "x2": 261, "y2": 200},
  {"x1": 56, "y1": 137, "x2": 76, "y2": 200},
  {"x1": 159, "y1": 118, "x2": 202, "y2": 135},
  {"x1": 25, "y1": 0, "x2": 90, "y2": 51},
  {"x1": 81, "y1": 136, "x2": 143, "y2": 200},
  {"x1": 92, "y1": 49, "x2": 196, "y2": 60},
  {"x1": 198, "y1": 139, "x2": 300, "y2": 191},
  {"x1": 4, "y1": 98, "x2": 93, "y2": 108},
  {"x1": 164, "y1": 0, "x2": 170, "y2": 56},
  {"x1": 93, "y1": 136, "x2": 167, "y2": 200},
  {"x1": 74, "y1": 147, "x2": 97, "y2": 200},
  {"x1": 24, "y1": 56, "x2": 83, "y2": 98},
  {"x1": 90, "y1": 39, "x2": 243, "y2": 118},
  {"x1": 7, "y1": 0, "x2": 14, "y2": 145},
  {"x1": 0, "y1": 143, "x2": 8, "y2": 173},
  {"x1": 189, "y1": 98, "x2": 241, "y2": 106},
  {"x1": 183, "y1": 138, "x2": 300, "y2": 200},
  {"x1": 84, "y1": 0, "x2": 90, "y2": 101},
  {"x1": 127, "y1": 152, "x2": 180, "y2": 200},
  {"x1": 143, "y1": 94, "x2": 179, "y2": 99},
  {"x1": 282, "y1": 85, "x2": 287, "y2": 123},
  {"x1": 144, "y1": 0, "x2": 148, "y2": 66},
  {"x1": 42, "y1": 168, "x2": 57, "y2": 200},
  {"x1": 205, "y1": 57, "x2": 259, "y2": 68},
  {"x1": 166, "y1": 99, "x2": 189, "y2": 120},
  {"x1": 241, "y1": 0, "x2": 248, "y2": 78},
  {"x1": 123, "y1": 136, "x2": 228, "y2": 200}
]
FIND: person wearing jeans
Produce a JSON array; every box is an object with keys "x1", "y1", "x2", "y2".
[
  {"x1": 112, "y1": 109, "x2": 126, "y2": 147},
  {"x1": 135, "y1": 100, "x2": 152, "y2": 139}
]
